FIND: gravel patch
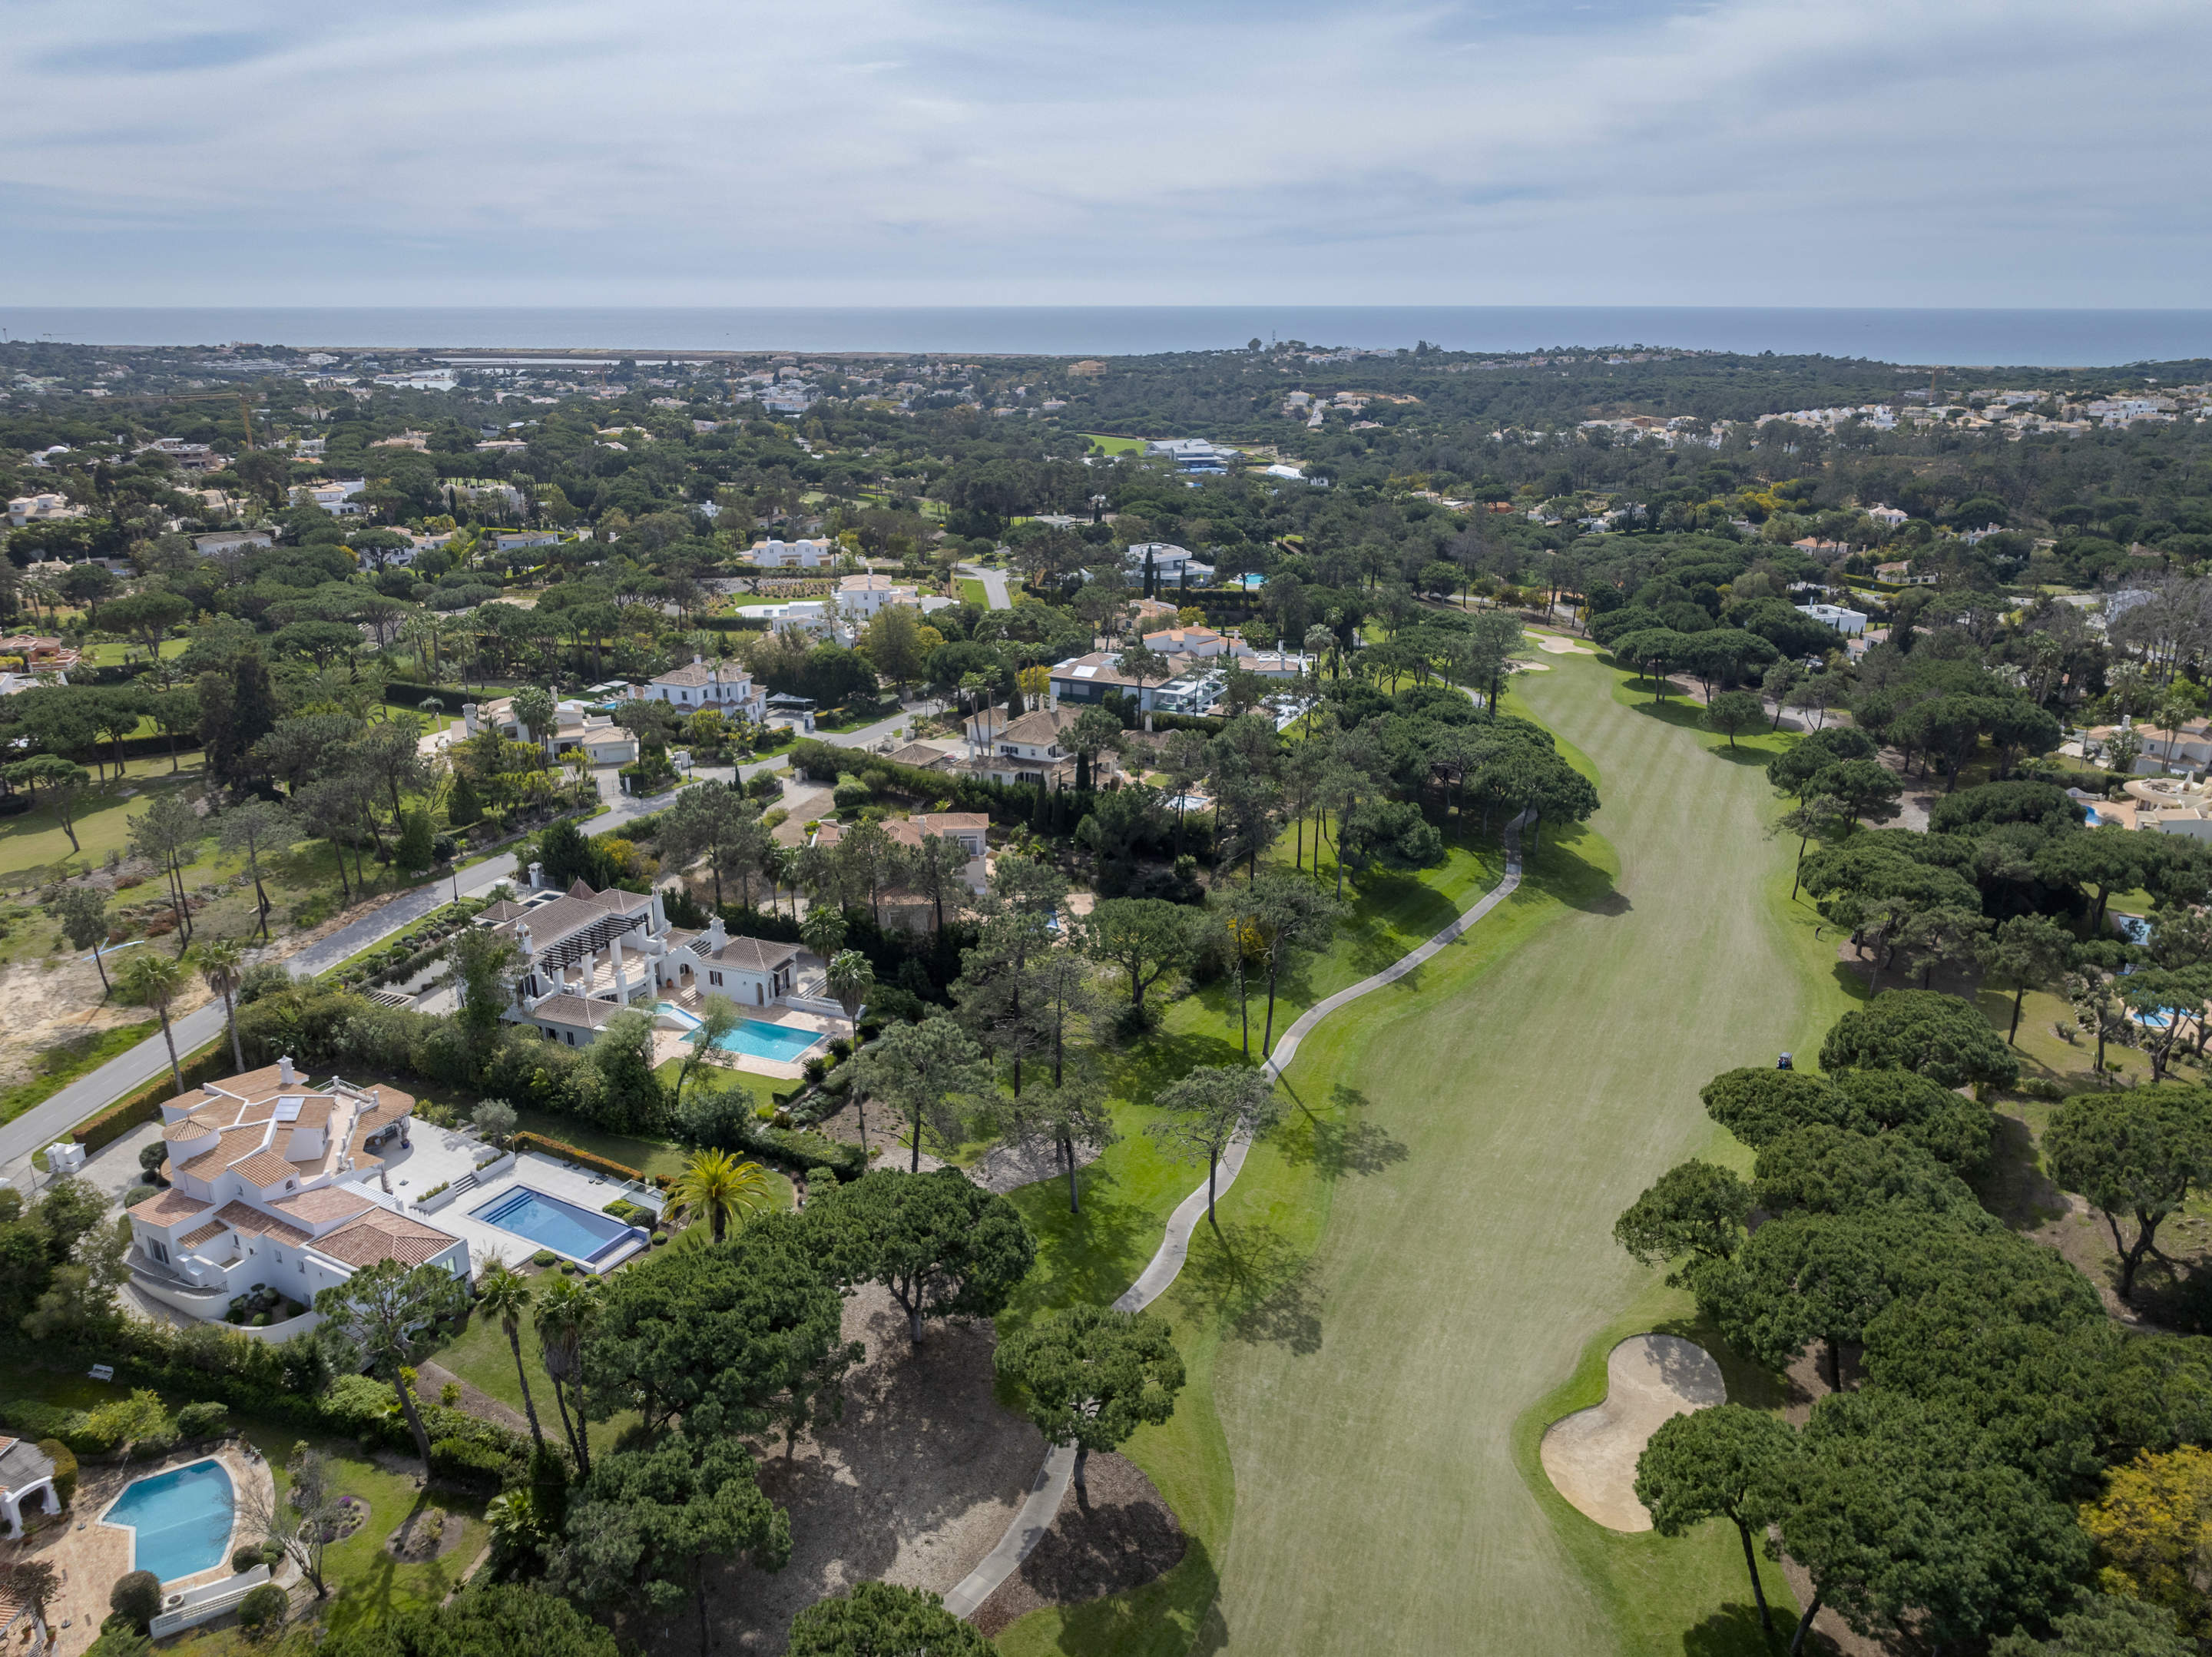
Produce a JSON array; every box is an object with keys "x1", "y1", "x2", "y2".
[{"x1": 662, "y1": 1282, "x2": 1043, "y2": 1655}]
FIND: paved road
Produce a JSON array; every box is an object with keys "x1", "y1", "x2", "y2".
[
  {"x1": 955, "y1": 563, "x2": 1012, "y2": 610},
  {"x1": 0, "y1": 699, "x2": 939, "y2": 1186}
]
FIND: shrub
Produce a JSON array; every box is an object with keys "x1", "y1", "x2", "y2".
[
  {"x1": 650, "y1": 1231, "x2": 668, "y2": 1245},
  {"x1": 428, "y1": 1435, "x2": 510, "y2": 1496},
  {"x1": 531, "y1": 1250, "x2": 558, "y2": 1268},
  {"x1": 232, "y1": 1543, "x2": 266, "y2": 1574},
  {"x1": 176, "y1": 1400, "x2": 229, "y2": 1439},
  {"x1": 805, "y1": 1166, "x2": 836, "y2": 1191},
  {"x1": 110, "y1": 1570, "x2": 162, "y2": 1632},
  {"x1": 40, "y1": 1439, "x2": 77, "y2": 1505},
  {"x1": 123, "y1": 1185, "x2": 158, "y2": 1208},
  {"x1": 803, "y1": 1056, "x2": 828, "y2": 1084},
  {"x1": 236, "y1": 1582, "x2": 289, "y2": 1633}
]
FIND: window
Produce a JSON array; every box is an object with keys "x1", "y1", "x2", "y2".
[
  {"x1": 710, "y1": 970, "x2": 723, "y2": 986},
  {"x1": 151, "y1": 1240, "x2": 169, "y2": 1264}
]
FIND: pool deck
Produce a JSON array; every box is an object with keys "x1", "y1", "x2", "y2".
[
  {"x1": 648, "y1": 1005, "x2": 841, "y2": 1082},
  {"x1": 443, "y1": 1152, "x2": 654, "y2": 1274},
  {"x1": 4, "y1": 1440, "x2": 273, "y2": 1657}
]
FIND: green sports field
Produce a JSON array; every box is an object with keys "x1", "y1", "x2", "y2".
[{"x1": 1198, "y1": 650, "x2": 1858, "y2": 1655}]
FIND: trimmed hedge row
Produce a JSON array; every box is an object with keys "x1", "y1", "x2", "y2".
[
  {"x1": 385, "y1": 681, "x2": 476, "y2": 716},
  {"x1": 512, "y1": 1130, "x2": 671, "y2": 1191},
  {"x1": 72, "y1": 1036, "x2": 229, "y2": 1149}
]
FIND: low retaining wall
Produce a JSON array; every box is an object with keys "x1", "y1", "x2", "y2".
[{"x1": 151, "y1": 1566, "x2": 269, "y2": 1635}]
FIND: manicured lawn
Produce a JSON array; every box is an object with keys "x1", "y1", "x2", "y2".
[
  {"x1": 959, "y1": 578, "x2": 989, "y2": 607},
  {"x1": 1083, "y1": 433, "x2": 1149, "y2": 456},
  {"x1": 0, "y1": 756, "x2": 211, "y2": 878},
  {"x1": 509, "y1": 1102, "x2": 690, "y2": 1181},
  {"x1": 1191, "y1": 651, "x2": 1851, "y2": 1656}
]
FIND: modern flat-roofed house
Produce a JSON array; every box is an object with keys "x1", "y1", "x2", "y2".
[
  {"x1": 1146, "y1": 438, "x2": 1234, "y2": 475},
  {"x1": 1121, "y1": 542, "x2": 1215, "y2": 583},
  {"x1": 1141, "y1": 625, "x2": 1229, "y2": 658},
  {"x1": 1875, "y1": 560, "x2": 1937, "y2": 586},
  {"x1": 464, "y1": 695, "x2": 639, "y2": 765},
  {"x1": 192, "y1": 529, "x2": 273, "y2": 557},
  {"x1": 638, "y1": 656, "x2": 767, "y2": 723},
  {"x1": 1049, "y1": 651, "x2": 1205, "y2": 714},
  {"x1": 293, "y1": 479, "x2": 368, "y2": 515},
  {"x1": 125, "y1": 1057, "x2": 468, "y2": 1329},
  {"x1": 1795, "y1": 602, "x2": 1868, "y2": 636}
]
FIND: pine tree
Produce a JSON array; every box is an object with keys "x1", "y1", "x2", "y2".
[
  {"x1": 448, "y1": 768, "x2": 481, "y2": 827},
  {"x1": 212, "y1": 648, "x2": 276, "y2": 787}
]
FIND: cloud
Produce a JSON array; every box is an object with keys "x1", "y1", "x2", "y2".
[{"x1": 2, "y1": 0, "x2": 2207, "y2": 306}]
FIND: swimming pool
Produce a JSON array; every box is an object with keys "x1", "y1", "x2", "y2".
[
  {"x1": 101, "y1": 1459, "x2": 235, "y2": 1583},
  {"x1": 683, "y1": 1019, "x2": 823, "y2": 1062},
  {"x1": 472, "y1": 1185, "x2": 641, "y2": 1264}
]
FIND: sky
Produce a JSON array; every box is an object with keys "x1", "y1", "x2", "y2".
[{"x1": 6, "y1": 0, "x2": 2211, "y2": 310}]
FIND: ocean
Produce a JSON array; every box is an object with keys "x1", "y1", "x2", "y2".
[{"x1": 1, "y1": 306, "x2": 2207, "y2": 368}]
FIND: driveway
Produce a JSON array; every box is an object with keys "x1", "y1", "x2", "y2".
[
  {"x1": 956, "y1": 564, "x2": 1012, "y2": 610},
  {"x1": 1, "y1": 698, "x2": 942, "y2": 1190}
]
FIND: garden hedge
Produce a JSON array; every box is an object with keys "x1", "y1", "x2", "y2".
[
  {"x1": 73, "y1": 1037, "x2": 228, "y2": 1148},
  {"x1": 512, "y1": 1132, "x2": 671, "y2": 1190}
]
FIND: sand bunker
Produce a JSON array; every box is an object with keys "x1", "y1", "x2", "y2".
[
  {"x1": 1535, "y1": 635, "x2": 1595, "y2": 655},
  {"x1": 1540, "y1": 1334, "x2": 1726, "y2": 1531}
]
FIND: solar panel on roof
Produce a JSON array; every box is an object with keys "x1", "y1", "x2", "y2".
[{"x1": 274, "y1": 1099, "x2": 302, "y2": 1122}]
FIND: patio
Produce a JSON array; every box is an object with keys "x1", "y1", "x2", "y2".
[{"x1": 647, "y1": 1003, "x2": 843, "y2": 1082}]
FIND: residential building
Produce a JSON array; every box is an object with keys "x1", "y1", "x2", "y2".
[
  {"x1": 836, "y1": 572, "x2": 922, "y2": 623},
  {"x1": 1050, "y1": 650, "x2": 1197, "y2": 713},
  {"x1": 7, "y1": 492, "x2": 81, "y2": 528},
  {"x1": 1141, "y1": 625, "x2": 1229, "y2": 658},
  {"x1": 125, "y1": 1059, "x2": 467, "y2": 1328},
  {"x1": 1795, "y1": 602, "x2": 1868, "y2": 636},
  {"x1": 1146, "y1": 438, "x2": 1234, "y2": 475},
  {"x1": 1121, "y1": 542, "x2": 1215, "y2": 583},
  {"x1": 637, "y1": 655, "x2": 767, "y2": 722},
  {"x1": 462, "y1": 695, "x2": 639, "y2": 765},
  {"x1": 737, "y1": 601, "x2": 840, "y2": 641},
  {"x1": 1875, "y1": 560, "x2": 1936, "y2": 586},
  {"x1": 1865, "y1": 505, "x2": 1910, "y2": 528},
  {"x1": 293, "y1": 479, "x2": 368, "y2": 515},
  {"x1": 493, "y1": 530, "x2": 558, "y2": 552},
  {"x1": 690, "y1": 922, "x2": 805, "y2": 1006},
  {"x1": 744, "y1": 537, "x2": 836, "y2": 568},
  {"x1": 956, "y1": 704, "x2": 1121, "y2": 787},
  {"x1": 193, "y1": 529, "x2": 273, "y2": 557}
]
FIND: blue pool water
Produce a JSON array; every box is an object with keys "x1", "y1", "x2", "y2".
[
  {"x1": 102, "y1": 1460, "x2": 235, "y2": 1583},
  {"x1": 2084, "y1": 807, "x2": 2104, "y2": 826},
  {"x1": 684, "y1": 1019, "x2": 823, "y2": 1061},
  {"x1": 472, "y1": 1185, "x2": 638, "y2": 1263}
]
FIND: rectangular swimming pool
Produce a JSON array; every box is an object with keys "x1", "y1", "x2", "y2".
[
  {"x1": 101, "y1": 1459, "x2": 235, "y2": 1583},
  {"x1": 472, "y1": 1185, "x2": 640, "y2": 1264},
  {"x1": 684, "y1": 1018, "x2": 823, "y2": 1062}
]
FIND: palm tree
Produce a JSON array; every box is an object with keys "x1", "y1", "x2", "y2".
[
  {"x1": 826, "y1": 948, "x2": 876, "y2": 1146},
  {"x1": 197, "y1": 936, "x2": 248, "y2": 1072},
  {"x1": 119, "y1": 950, "x2": 187, "y2": 1092},
  {"x1": 800, "y1": 904, "x2": 847, "y2": 962},
  {"x1": 534, "y1": 1275, "x2": 600, "y2": 1476},
  {"x1": 671, "y1": 1148, "x2": 771, "y2": 1244},
  {"x1": 474, "y1": 1262, "x2": 545, "y2": 1454}
]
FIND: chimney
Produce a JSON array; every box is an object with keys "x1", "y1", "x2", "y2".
[
  {"x1": 651, "y1": 888, "x2": 667, "y2": 933},
  {"x1": 694, "y1": 653, "x2": 703, "y2": 666},
  {"x1": 707, "y1": 916, "x2": 727, "y2": 952},
  {"x1": 528, "y1": 861, "x2": 544, "y2": 890},
  {"x1": 516, "y1": 923, "x2": 535, "y2": 959},
  {"x1": 278, "y1": 1056, "x2": 298, "y2": 1087}
]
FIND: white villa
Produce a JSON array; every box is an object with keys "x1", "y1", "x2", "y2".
[
  {"x1": 493, "y1": 874, "x2": 833, "y2": 1040},
  {"x1": 463, "y1": 694, "x2": 639, "y2": 765},
  {"x1": 836, "y1": 572, "x2": 922, "y2": 623},
  {"x1": 1794, "y1": 602, "x2": 1868, "y2": 637},
  {"x1": 954, "y1": 706, "x2": 1119, "y2": 790},
  {"x1": 126, "y1": 1060, "x2": 469, "y2": 1330},
  {"x1": 638, "y1": 656, "x2": 768, "y2": 722},
  {"x1": 744, "y1": 537, "x2": 836, "y2": 568},
  {"x1": 1121, "y1": 542, "x2": 1215, "y2": 583}
]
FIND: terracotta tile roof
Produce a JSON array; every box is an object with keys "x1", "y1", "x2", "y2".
[
  {"x1": 478, "y1": 900, "x2": 531, "y2": 924},
  {"x1": 231, "y1": 1148, "x2": 300, "y2": 1188},
  {"x1": 654, "y1": 662, "x2": 714, "y2": 686},
  {"x1": 998, "y1": 708, "x2": 1081, "y2": 746},
  {"x1": 164, "y1": 1114, "x2": 220, "y2": 1142},
  {"x1": 131, "y1": 1190, "x2": 213, "y2": 1228},
  {"x1": 523, "y1": 993, "x2": 624, "y2": 1029},
  {"x1": 177, "y1": 1218, "x2": 230, "y2": 1249},
  {"x1": 290, "y1": 1098, "x2": 334, "y2": 1128},
  {"x1": 213, "y1": 1201, "x2": 311, "y2": 1247},
  {"x1": 316, "y1": 1209, "x2": 458, "y2": 1268},
  {"x1": 238, "y1": 1100, "x2": 276, "y2": 1124},
  {"x1": 918, "y1": 812, "x2": 988, "y2": 833},
  {"x1": 346, "y1": 1092, "x2": 414, "y2": 1159},
  {"x1": 184, "y1": 1124, "x2": 271, "y2": 1178},
  {"x1": 704, "y1": 936, "x2": 801, "y2": 973},
  {"x1": 269, "y1": 1186, "x2": 374, "y2": 1226},
  {"x1": 367, "y1": 1083, "x2": 416, "y2": 1114},
  {"x1": 217, "y1": 1063, "x2": 290, "y2": 1102}
]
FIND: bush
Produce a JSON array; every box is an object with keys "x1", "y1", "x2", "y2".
[
  {"x1": 40, "y1": 1439, "x2": 77, "y2": 1505},
  {"x1": 237, "y1": 1582, "x2": 290, "y2": 1633},
  {"x1": 803, "y1": 1056, "x2": 828, "y2": 1084},
  {"x1": 176, "y1": 1400, "x2": 229, "y2": 1439},
  {"x1": 531, "y1": 1250, "x2": 558, "y2": 1268},
  {"x1": 111, "y1": 1570, "x2": 162, "y2": 1632},
  {"x1": 650, "y1": 1231, "x2": 668, "y2": 1245},
  {"x1": 123, "y1": 1185, "x2": 158, "y2": 1208},
  {"x1": 232, "y1": 1543, "x2": 266, "y2": 1574},
  {"x1": 429, "y1": 1435, "x2": 514, "y2": 1496}
]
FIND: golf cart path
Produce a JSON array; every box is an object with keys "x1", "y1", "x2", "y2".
[{"x1": 942, "y1": 810, "x2": 1528, "y2": 1619}]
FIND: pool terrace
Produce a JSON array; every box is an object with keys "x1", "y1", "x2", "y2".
[{"x1": 373, "y1": 1125, "x2": 657, "y2": 1274}]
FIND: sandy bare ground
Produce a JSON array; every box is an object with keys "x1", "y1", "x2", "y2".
[
  {"x1": 1538, "y1": 1334, "x2": 1724, "y2": 1531},
  {"x1": 658, "y1": 1282, "x2": 1043, "y2": 1656},
  {"x1": 970, "y1": 1451, "x2": 1184, "y2": 1639}
]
